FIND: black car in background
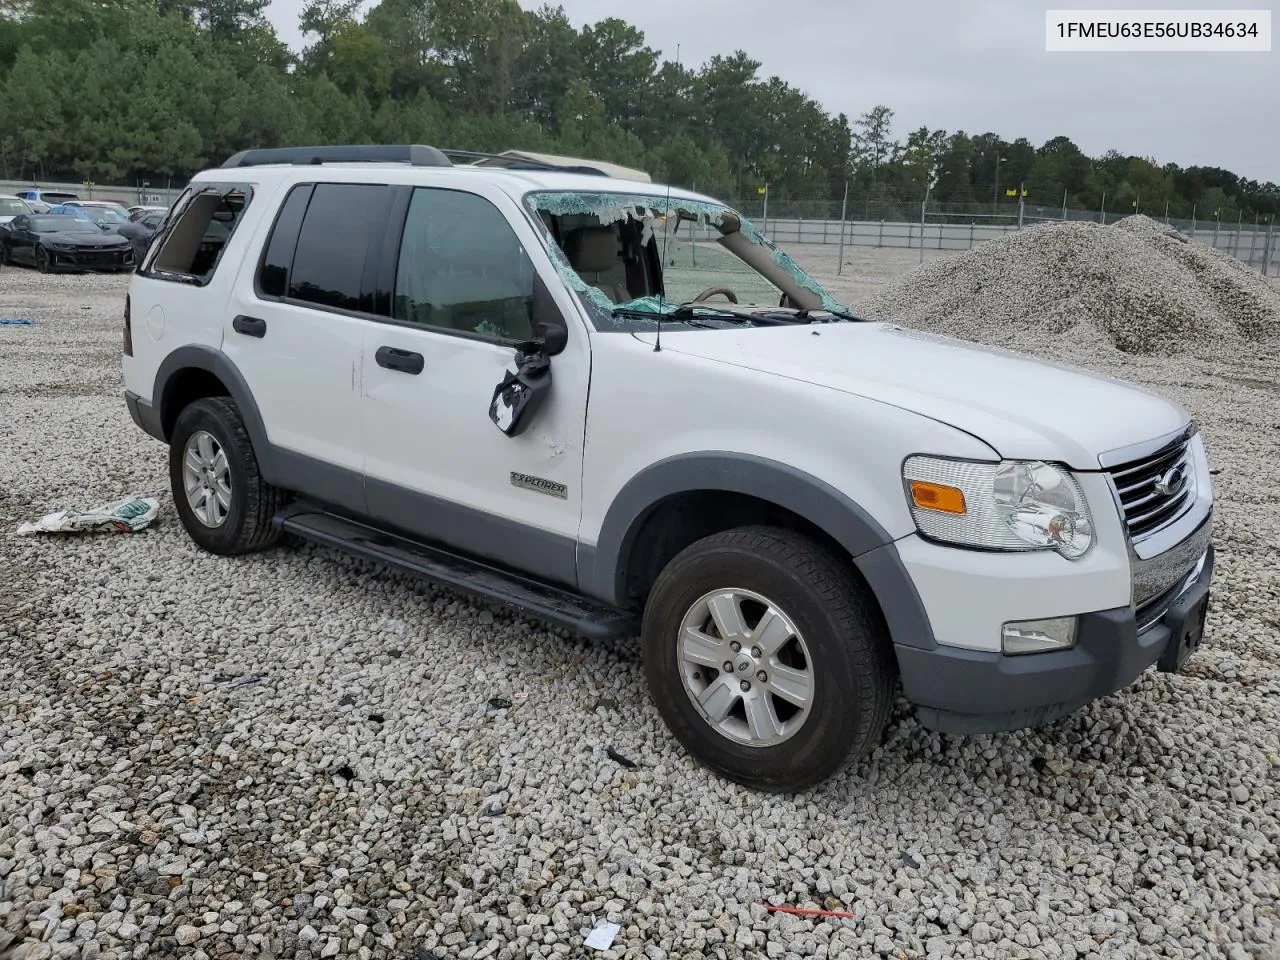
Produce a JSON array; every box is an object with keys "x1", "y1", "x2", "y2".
[
  {"x1": 117, "y1": 210, "x2": 166, "y2": 260},
  {"x1": 0, "y1": 214, "x2": 135, "y2": 272}
]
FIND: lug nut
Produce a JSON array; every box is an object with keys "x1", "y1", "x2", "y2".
[
  {"x1": 757, "y1": 670, "x2": 767, "y2": 682},
  {"x1": 751, "y1": 646, "x2": 762, "y2": 658},
  {"x1": 739, "y1": 680, "x2": 751, "y2": 692},
  {"x1": 730, "y1": 641, "x2": 741, "y2": 652},
  {"x1": 723, "y1": 661, "x2": 734, "y2": 673}
]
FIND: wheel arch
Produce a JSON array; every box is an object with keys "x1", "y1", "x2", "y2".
[
  {"x1": 583, "y1": 452, "x2": 937, "y2": 651},
  {"x1": 153, "y1": 346, "x2": 274, "y2": 481}
]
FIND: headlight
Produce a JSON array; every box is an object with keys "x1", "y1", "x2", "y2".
[{"x1": 903, "y1": 456, "x2": 1095, "y2": 559}]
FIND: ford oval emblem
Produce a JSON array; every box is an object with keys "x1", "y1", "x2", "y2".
[{"x1": 1154, "y1": 464, "x2": 1185, "y2": 497}]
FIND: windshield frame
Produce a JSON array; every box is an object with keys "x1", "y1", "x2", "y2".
[{"x1": 520, "y1": 188, "x2": 846, "y2": 332}]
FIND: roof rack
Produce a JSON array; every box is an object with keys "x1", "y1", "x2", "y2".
[
  {"x1": 220, "y1": 144, "x2": 452, "y2": 169},
  {"x1": 441, "y1": 149, "x2": 610, "y2": 177}
]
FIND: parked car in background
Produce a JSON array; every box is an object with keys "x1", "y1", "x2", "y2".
[
  {"x1": 49, "y1": 202, "x2": 131, "y2": 231},
  {"x1": 0, "y1": 194, "x2": 34, "y2": 224},
  {"x1": 13, "y1": 189, "x2": 80, "y2": 213},
  {"x1": 117, "y1": 210, "x2": 166, "y2": 259},
  {"x1": 0, "y1": 213, "x2": 135, "y2": 272},
  {"x1": 128, "y1": 205, "x2": 169, "y2": 221}
]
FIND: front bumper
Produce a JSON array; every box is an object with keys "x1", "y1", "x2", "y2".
[
  {"x1": 48, "y1": 246, "x2": 134, "y2": 270},
  {"x1": 897, "y1": 542, "x2": 1214, "y2": 734}
]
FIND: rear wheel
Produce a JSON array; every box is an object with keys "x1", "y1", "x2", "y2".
[
  {"x1": 0, "y1": 242, "x2": 9, "y2": 266},
  {"x1": 642, "y1": 526, "x2": 895, "y2": 792},
  {"x1": 169, "y1": 396, "x2": 285, "y2": 555}
]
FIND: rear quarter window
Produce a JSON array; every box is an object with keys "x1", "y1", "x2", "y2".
[{"x1": 140, "y1": 184, "x2": 252, "y2": 285}]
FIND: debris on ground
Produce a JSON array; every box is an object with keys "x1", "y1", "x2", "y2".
[
  {"x1": 15, "y1": 496, "x2": 159, "y2": 536},
  {"x1": 865, "y1": 215, "x2": 1280, "y2": 360},
  {"x1": 487, "y1": 697, "x2": 513, "y2": 710},
  {"x1": 584, "y1": 921, "x2": 620, "y2": 950},
  {"x1": 764, "y1": 904, "x2": 855, "y2": 919},
  {"x1": 0, "y1": 317, "x2": 35, "y2": 325},
  {"x1": 606, "y1": 746, "x2": 637, "y2": 768}
]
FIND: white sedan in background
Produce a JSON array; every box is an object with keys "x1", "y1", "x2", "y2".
[{"x1": 0, "y1": 194, "x2": 34, "y2": 225}]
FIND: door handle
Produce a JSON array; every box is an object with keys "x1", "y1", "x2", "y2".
[
  {"x1": 232, "y1": 315, "x2": 266, "y2": 338},
  {"x1": 376, "y1": 346, "x2": 424, "y2": 375}
]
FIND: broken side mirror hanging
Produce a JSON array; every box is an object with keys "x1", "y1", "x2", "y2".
[{"x1": 489, "y1": 342, "x2": 552, "y2": 437}]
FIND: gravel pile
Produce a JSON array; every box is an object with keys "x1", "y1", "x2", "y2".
[
  {"x1": 863, "y1": 215, "x2": 1280, "y2": 360},
  {"x1": 2, "y1": 267, "x2": 1279, "y2": 960}
]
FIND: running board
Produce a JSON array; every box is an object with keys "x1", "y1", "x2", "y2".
[{"x1": 275, "y1": 506, "x2": 638, "y2": 641}]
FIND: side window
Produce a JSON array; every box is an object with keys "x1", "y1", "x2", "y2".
[
  {"x1": 255, "y1": 184, "x2": 313, "y2": 300},
  {"x1": 287, "y1": 183, "x2": 389, "y2": 312},
  {"x1": 146, "y1": 185, "x2": 250, "y2": 283},
  {"x1": 12, "y1": 215, "x2": 27, "y2": 230},
  {"x1": 393, "y1": 188, "x2": 534, "y2": 341}
]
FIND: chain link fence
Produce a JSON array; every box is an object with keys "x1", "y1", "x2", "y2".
[
  {"x1": 0, "y1": 178, "x2": 186, "y2": 208},
  {"x1": 707, "y1": 186, "x2": 1279, "y2": 277},
  {"x1": 6, "y1": 175, "x2": 1275, "y2": 277}
]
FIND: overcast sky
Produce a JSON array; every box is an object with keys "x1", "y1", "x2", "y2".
[{"x1": 265, "y1": 0, "x2": 1277, "y2": 182}]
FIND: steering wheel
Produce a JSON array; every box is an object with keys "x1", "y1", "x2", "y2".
[{"x1": 692, "y1": 286, "x2": 739, "y2": 304}]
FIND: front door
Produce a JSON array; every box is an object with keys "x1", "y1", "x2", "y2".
[
  {"x1": 361, "y1": 184, "x2": 590, "y2": 588},
  {"x1": 7, "y1": 215, "x2": 34, "y2": 262}
]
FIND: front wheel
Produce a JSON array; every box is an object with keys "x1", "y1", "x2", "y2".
[
  {"x1": 34, "y1": 247, "x2": 50, "y2": 273},
  {"x1": 642, "y1": 526, "x2": 895, "y2": 792},
  {"x1": 169, "y1": 396, "x2": 285, "y2": 555}
]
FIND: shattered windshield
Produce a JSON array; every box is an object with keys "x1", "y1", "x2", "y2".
[{"x1": 524, "y1": 190, "x2": 854, "y2": 331}]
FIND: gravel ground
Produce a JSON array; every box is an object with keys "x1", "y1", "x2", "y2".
[{"x1": 2, "y1": 240, "x2": 1279, "y2": 960}]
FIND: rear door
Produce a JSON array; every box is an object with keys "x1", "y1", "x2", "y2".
[{"x1": 222, "y1": 180, "x2": 395, "y2": 513}]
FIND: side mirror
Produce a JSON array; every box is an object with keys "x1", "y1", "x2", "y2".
[{"x1": 532, "y1": 272, "x2": 569, "y2": 356}]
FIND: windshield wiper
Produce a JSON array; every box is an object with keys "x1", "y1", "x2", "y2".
[
  {"x1": 610, "y1": 304, "x2": 792, "y2": 327},
  {"x1": 792, "y1": 306, "x2": 864, "y2": 323}
]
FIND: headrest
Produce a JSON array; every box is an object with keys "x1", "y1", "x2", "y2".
[{"x1": 564, "y1": 226, "x2": 618, "y2": 274}]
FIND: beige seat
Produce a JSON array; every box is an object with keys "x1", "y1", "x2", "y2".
[{"x1": 564, "y1": 226, "x2": 629, "y2": 303}]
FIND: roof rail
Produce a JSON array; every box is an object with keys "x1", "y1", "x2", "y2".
[
  {"x1": 220, "y1": 145, "x2": 452, "y2": 169},
  {"x1": 441, "y1": 149, "x2": 610, "y2": 177}
]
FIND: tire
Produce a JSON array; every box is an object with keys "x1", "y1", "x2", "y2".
[
  {"x1": 0, "y1": 242, "x2": 9, "y2": 266},
  {"x1": 169, "y1": 396, "x2": 285, "y2": 555},
  {"x1": 35, "y1": 247, "x2": 49, "y2": 273},
  {"x1": 642, "y1": 526, "x2": 895, "y2": 792}
]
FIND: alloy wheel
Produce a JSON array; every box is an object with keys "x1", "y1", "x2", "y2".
[
  {"x1": 677, "y1": 587, "x2": 815, "y2": 747},
  {"x1": 183, "y1": 430, "x2": 232, "y2": 527}
]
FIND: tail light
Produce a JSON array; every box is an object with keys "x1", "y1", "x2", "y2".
[{"x1": 123, "y1": 293, "x2": 133, "y2": 357}]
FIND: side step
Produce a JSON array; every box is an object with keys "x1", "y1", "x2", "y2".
[{"x1": 276, "y1": 506, "x2": 638, "y2": 641}]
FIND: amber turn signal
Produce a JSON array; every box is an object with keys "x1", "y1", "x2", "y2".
[{"x1": 909, "y1": 480, "x2": 966, "y2": 515}]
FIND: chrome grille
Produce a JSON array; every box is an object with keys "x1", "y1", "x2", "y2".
[{"x1": 1107, "y1": 435, "x2": 1194, "y2": 540}]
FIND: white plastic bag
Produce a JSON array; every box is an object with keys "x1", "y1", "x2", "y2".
[{"x1": 17, "y1": 496, "x2": 160, "y2": 536}]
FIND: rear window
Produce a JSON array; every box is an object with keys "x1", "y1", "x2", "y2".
[
  {"x1": 142, "y1": 184, "x2": 251, "y2": 285},
  {"x1": 0, "y1": 198, "x2": 30, "y2": 216},
  {"x1": 43, "y1": 192, "x2": 78, "y2": 203}
]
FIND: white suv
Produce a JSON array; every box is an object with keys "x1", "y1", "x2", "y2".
[{"x1": 122, "y1": 145, "x2": 1214, "y2": 792}]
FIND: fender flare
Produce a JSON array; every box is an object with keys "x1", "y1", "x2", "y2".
[
  {"x1": 583, "y1": 452, "x2": 936, "y2": 650},
  {"x1": 152, "y1": 345, "x2": 276, "y2": 481}
]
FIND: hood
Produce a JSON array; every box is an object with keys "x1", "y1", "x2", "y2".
[
  {"x1": 639, "y1": 322, "x2": 1189, "y2": 470},
  {"x1": 47, "y1": 232, "x2": 129, "y2": 247}
]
